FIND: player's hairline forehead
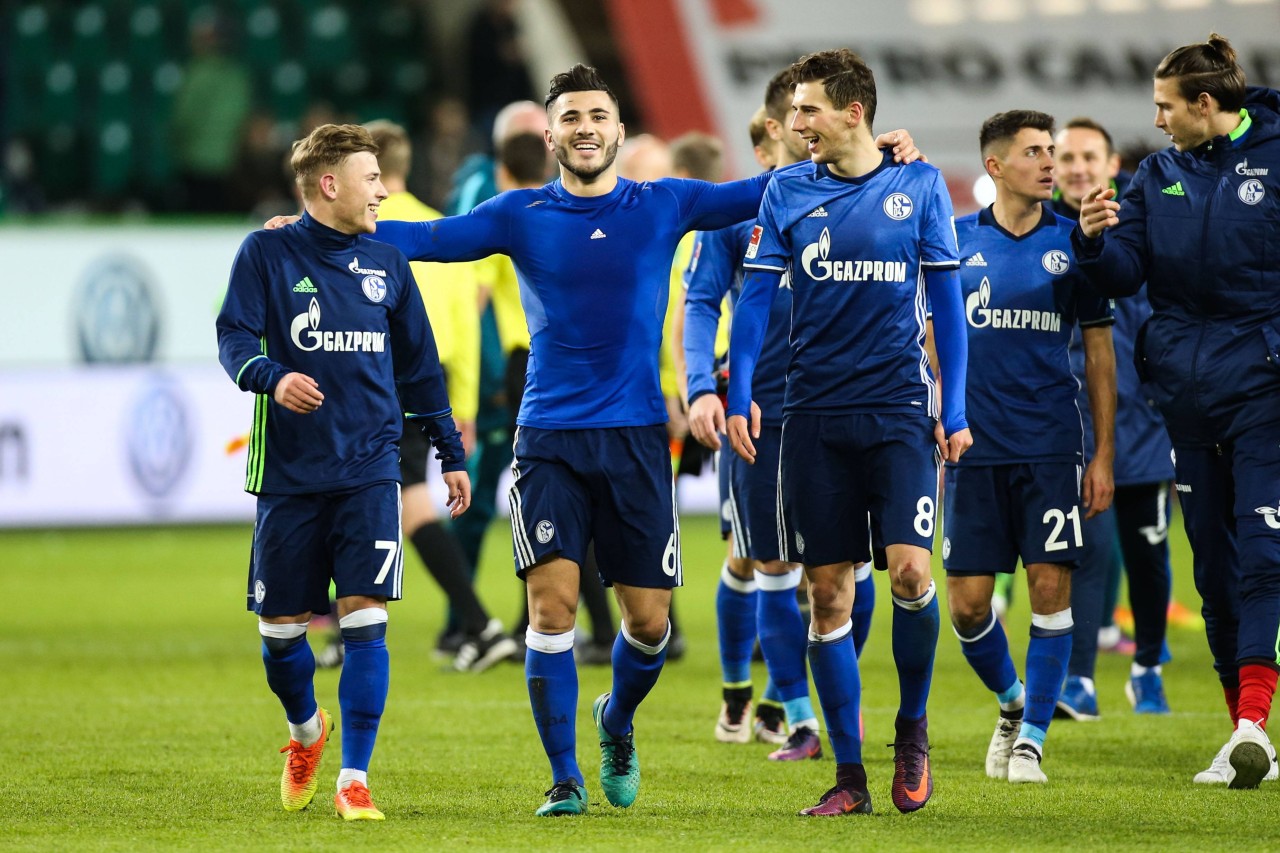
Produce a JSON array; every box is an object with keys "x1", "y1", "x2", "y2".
[{"x1": 547, "y1": 90, "x2": 617, "y2": 116}]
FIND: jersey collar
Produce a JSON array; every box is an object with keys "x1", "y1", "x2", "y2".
[
  {"x1": 301, "y1": 211, "x2": 360, "y2": 249},
  {"x1": 979, "y1": 203, "x2": 1057, "y2": 242}
]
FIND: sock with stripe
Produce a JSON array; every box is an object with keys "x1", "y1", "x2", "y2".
[
  {"x1": 338, "y1": 608, "x2": 389, "y2": 774},
  {"x1": 260, "y1": 621, "x2": 320, "y2": 742},
  {"x1": 756, "y1": 568, "x2": 816, "y2": 726},
  {"x1": 602, "y1": 622, "x2": 670, "y2": 737},
  {"x1": 525, "y1": 629, "x2": 583, "y2": 785},
  {"x1": 716, "y1": 563, "x2": 758, "y2": 688},
  {"x1": 892, "y1": 581, "x2": 939, "y2": 720},
  {"x1": 954, "y1": 609, "x2": 1023, "y2": 711},
  {"x1": 807, "y1": 620, "x2": 862, "y2": 763},
  {"x1": 1024, "y1": 609, "x2": 1073, "y2": 738}
]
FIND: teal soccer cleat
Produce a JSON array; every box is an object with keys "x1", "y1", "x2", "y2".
[{"x1": 593, "y1": 693, "x2": 640, "y2": 807}]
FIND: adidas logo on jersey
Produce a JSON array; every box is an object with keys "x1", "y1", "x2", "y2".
[
  {"x1": 293, "y1": 276, "x2": 318, "y2": 293},
  {"x1": 590, "y1": 229, "x2": 606, "y2": 239},
  {"x1": 1162, "y1": 181, "x2": 1185, "y2": 196},
  {"x1": 807, "y1": 206, "x2": 828, "y2": 217},
  {"x1": 965, "y1": 253, "x2": 988, "y2": 267}
]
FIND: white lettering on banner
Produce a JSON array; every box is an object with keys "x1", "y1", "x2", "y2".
[{"x1": 664, "y1": 0, "x2": 1277, "y2": 182}]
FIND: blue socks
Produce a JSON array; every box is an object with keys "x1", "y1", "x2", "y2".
[
  {"x1": 808, "y1": 621, "x2": 862, "y2": 763},
  {"x1": 852, "y1": 564, "x2": 876, "y2": 658},
  {"x1": 756, "y1": 568, "x2": 817, "y2": 726},
  {"x1": 717, "y1": 564, "x2": 758, "y2": 687},
  {"x1": 525, "y1": 629, "x2": 582, "y2": 785},
  {"x1": 1025, "y1": 609, "x2": 1073, "y2": 738},
  {"x1": 337, "y1": 609, "x2": 389, "y2": 774},
  {"x1": 955, "y1": 609, "x2": 1021, "y2": 699},
  {"x1": 260, "y1": 622, "x2": 317, "y2": 726},
  {"x1": 892, "y1": 581, "x2": 939, "y2": 720},
  {"x1": 602, "y1": 622, "x2": 670, "y2": 737}
]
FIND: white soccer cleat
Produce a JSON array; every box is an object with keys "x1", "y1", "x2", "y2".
[
  {"x1": 1007, "y1": 743, "x2": 1047, "y2": 784},
  {"x1": 715, "y1": 699, "x2": 754, "y2": 744},
  {"x1": 985, "y1": 716, "x2": 1021, "y2": 779},
  {"x1": 1193, "y1": 742, "x2": 1234, "y2": 784},
  {"x1": 1227, "y1": 720, "x2": 1277, "y2": 789}
]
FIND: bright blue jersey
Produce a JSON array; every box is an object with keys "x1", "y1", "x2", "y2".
[
  {"x1": 728, "y1": 155, "x2": 966, "y2": 429},
  {"x1": 374, "y1": 173, "x2": 771, "y2": 429},
  {"x1": 684, "y1": 220, "x2": 793, "y2": 425},
  {"x1": 955, "y1": 206, "x2": 1113, "y2": 466},
  {"x1": 216, "y1": 213, "x2": 461, "y2": 495}
]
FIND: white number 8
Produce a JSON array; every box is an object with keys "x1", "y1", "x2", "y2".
[{"x1": 913, "y1": 496, "x2": 935, "y2": 538}]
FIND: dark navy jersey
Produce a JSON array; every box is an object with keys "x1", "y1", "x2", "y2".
[
  {"x1": 955, "y1": 206, "x2": 1113, "y2": 466},
  {"x1": 684, "y1": 220, "x2": 792, "y2": 425},
  {"x1": 728, "y1": 155, "x2": 966, "y2": 429},
  {"x1": 374, "y1": 172, "x2": 772, "y2": 430},
  {"x1": 217, "y1": 213, "x2": 458, "y2": 495}
]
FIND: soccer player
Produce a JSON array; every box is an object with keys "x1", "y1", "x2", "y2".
[
  {"x1": 686, "y1": 68, "x2": 875, "y2": 761},
  {"x1": 356, "y1": 64, "x2": 920, "y2": 816},
  {"x1": 945, "y1": 110, "x2": 1115, "y2": 785},
  {"x1": 1075, "y1": 33, "x2": 1280, "y2": 788},
  {"x1": 364, "y1": 120, "x2": 516, "y2": 673},
  {"x1": 727, "y1": 49, "x2": 971, "y2": 816},
  {"x1": 217, "y1": 123, "x2": 469, "y2": 819},
  {"x1": 1049, "y1": 117, "x2": 1175, "y2": 717}
]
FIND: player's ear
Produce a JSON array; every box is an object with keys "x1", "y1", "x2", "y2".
[
  {"x1": 617, "y1": 122, "x2": 626, "y2": 146},
  {"x1": 1107, "y1": 151, "x2": 1121, "y2": 178},
  {"x1": 983, "y1": 154, "x2": 1001, "y2": 180},
  {"x1": 318, "y1": 172, "x2": 339, "y2": 201},
  {"x1": 846, "y1": 101, "x2": 862, "y2": 128},
  {"x1": 543, "y1": 128, "x2": 554, "y2": 151}
]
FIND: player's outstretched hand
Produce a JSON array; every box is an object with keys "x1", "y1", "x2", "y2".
[
  {"x1": 443, "y1": 470, "x2": 472, "y2": 519},
  {"x1": 264, "y1": 214, "x2": 301, "y2": 230},
  {"x1": 274, "y1": 372, "x2": 324, "y2": 414},
  {"x1": 1078, "y1": 185, "x2": 1120, "y2": 239},
  {"x1": 688, "y1": 394, "x2": 727, "y2": 451},
  {"x1": 727, "y1": 403, "x2": 761, "y2": 464},
  {"x1": 936, "y1": 423, "x2": 972, "y2": 463},
  {"x1": 875, "y1": 129, "x2": 923, "y2": 164},
  {"x1": 1081, "y1": 457, "x2": 1114, "y2": 519}
]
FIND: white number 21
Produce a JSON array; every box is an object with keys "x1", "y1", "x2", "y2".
[{"x1": 1043, "y1": 507, "x2": 1082, "y2": 552}]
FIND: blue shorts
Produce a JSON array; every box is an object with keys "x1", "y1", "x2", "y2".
[
  {"x1": 729, "y1": 425, "x2": 783, "y2": 562},
  {"x1": 717, "y1": 444, "x2": 733, "y2": 540},
  {"x1": 509, "y1": 425, "x2": 681, "y2": 588},
  {"x1": 247, "y1": 481, "x2": 403, "y2": 617},
  {"x1": 942, "y1": 462, "x2": 1084, "y2": 574},
  {"x1": 779, "y1": 412, "x2": 939, "y2": 566}
]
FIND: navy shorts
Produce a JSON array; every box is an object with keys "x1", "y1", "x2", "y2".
[
  {"x1": 942, "y1": 462, "x2": 1084, "y2": 574},
  {"x1": 779, "y1": 412, "x2": 939, "y2": 566},
  {"x1": 247, "y1": 481, "x2": 403, "y2": 616},
  {"x1": 729, "y1": 425, "x2": 783, "y2": 562},
  {"x1": 509, "y1": 425, "x2": 681, "y2": 588},
  {"x1": 717, "y1": 444, "x2": 733, "y2": 540}
]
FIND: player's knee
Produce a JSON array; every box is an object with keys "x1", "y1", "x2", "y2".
[
  {"x1": 889, "y1": 560, "x2": 931, "y2": 598},
  {"x1": 623, "y1": 613, "x2": 670, "y2": 647},
  {"x1": 948, "y1": 601, "x2": 990, "y2": 635},
  {"x1": 339, "y1": 608, "x2": 388, "y2": 643},
  {"x1": 807, "y1": 577, "x2": 845, "y2": 617},
  {"x1": 529, "y1": 598, "x2": 576, "y2": 635},
  {"x1": 259, "y1": 621, "x2": 308, "y2": 656},
  {"x1": 727, "y1": 555, "x2": 756, "y2": 579}
]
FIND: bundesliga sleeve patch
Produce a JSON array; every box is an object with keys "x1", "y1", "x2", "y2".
[{"x1": 745, "y1": 225, "x2": 763, "y2": 260}]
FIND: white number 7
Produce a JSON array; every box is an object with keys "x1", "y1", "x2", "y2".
[{"x1": 374, "y1": 540, "x2": 399, "y2": 584}]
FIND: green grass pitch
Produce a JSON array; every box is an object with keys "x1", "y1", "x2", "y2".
[{"x1": 2, "y1": 514, "x2": 1277, "y2": 851}]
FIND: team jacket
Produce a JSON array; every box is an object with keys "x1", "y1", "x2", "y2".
[
  {"x1": 1072, "y1": 88, "x2": 1280, "y2": 444},
  {"x1": 216, "y1": 213, "x2": 463, "y2": 495}
]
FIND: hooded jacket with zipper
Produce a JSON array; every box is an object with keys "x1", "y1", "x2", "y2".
[{"x1": 1072, "y1": 87, "x2": 1280, "y2": 445}]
